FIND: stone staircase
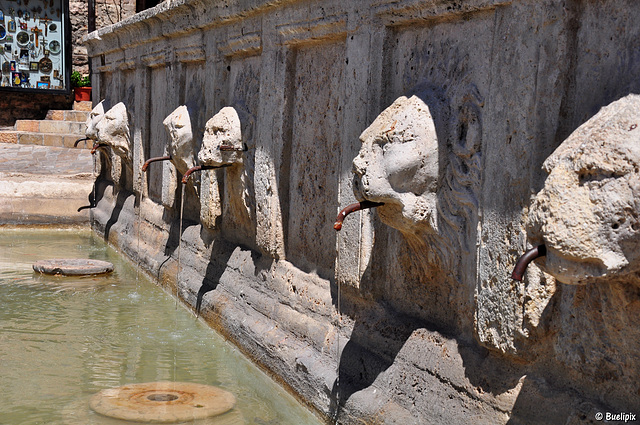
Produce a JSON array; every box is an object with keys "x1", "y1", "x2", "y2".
[{"x1": 0, "y1": 101, "x2": 92, "y2": 149}]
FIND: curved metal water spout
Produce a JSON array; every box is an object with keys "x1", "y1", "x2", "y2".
[
  {"x1": 512, "y1": 244, "x2": 547, "y2": 281},
  {"x1": 334, "y1": 200, "x2": 384, "y2": 231},
  {"x1": 142, "y1": 156, "x2": 172, "y2": 172},
  {"x1": 91, "y1": 142, "x2": 109, "y2": 155},
  {"x1": 181, "y1": 164, "x2": 231, "y2": 184},
  {"x1": 74, "y1": 137, "x2": 91, "y2": 148}
]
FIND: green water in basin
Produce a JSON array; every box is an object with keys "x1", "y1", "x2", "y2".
[{"x1": 0, "y1": 228, "x2": 322, "y2": 425}]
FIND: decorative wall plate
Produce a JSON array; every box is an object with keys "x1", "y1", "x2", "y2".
[
  {"x1": 16, "y1": 31, "x2": 29, "y2": 46},
  {"x1": 0, "y1": 25, "x2": 5, "y2": 41},
  {"x1": 48, "y1": 40, "x2": 60, "y2": 54},
  {"x1": 38, "y1": 56, "x2": 52, "y2": 73}
]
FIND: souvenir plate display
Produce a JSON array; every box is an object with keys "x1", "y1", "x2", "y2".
[{"x1": 0, "y1": 0, "x2": 67, "y2": 91}]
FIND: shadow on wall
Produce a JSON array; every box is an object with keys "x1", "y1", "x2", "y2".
[
  {"x1": 328, "y1": 298, "x2": 528, "y2": 422},
  {"x1": 195, "y1": 231, "x2": 235, "y2": 318}
]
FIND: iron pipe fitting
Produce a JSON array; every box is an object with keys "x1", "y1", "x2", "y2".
[
  {"x1": 142, "y1": 155, "x2": 172, "y2": 172},
  {"x1": 512, "y1": 244, "x2": 547, "y2": 281},
  {"x1": 334, "y1": 200, "x2": 384, "y2": 231},
  {"x1": 91, "y1": 142, "x2": 109, "y2": 155},
  {"x1": 74, "y1": 137, "x2": 91, "y2": 148},
  {"x1": 181, "y1": 164, "x2": 231, "y2": 184}
]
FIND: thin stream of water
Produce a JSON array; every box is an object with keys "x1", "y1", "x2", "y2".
[
  {"x1": 335, "y1": 227, "x2": 342, "y2": 415},
  {"x1": 174, "y1": 184, "x2": 187, "y2": 405},
  {"x1": 136, "y1": 189, "x2": 142, "y2": 283},
  {"x1": 177, "y1": 185, "x2": 185, "y2": 309}
]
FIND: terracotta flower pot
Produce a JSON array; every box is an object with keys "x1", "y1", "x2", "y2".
[{"x1": 74, "y1": 86, "x2": 92, "y2": 102}]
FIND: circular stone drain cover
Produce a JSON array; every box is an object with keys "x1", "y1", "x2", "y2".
[
  {"x1": 89, "y1": 381, "x2": 236, "y2": 423},
  {"x1": 33, "y1": 259, "x2": 114, "y2": 276}
]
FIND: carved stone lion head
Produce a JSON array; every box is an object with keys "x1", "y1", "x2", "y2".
[
  {"x1": 197, "y1": 107, "x2": 243, "y2": 167},
  {"x1": 163, "y1": 105, "x2": 197, "y2": 176},
  {"x1": 96, "y1": 102, "x2": 131, "y2": 162},
  {"x1": 527, "y1": 94, "x2": 640, "y2": 284},
  {"x1": 352, "y1": 95, "x2": 440, "y2": 235},
  {"x1": 85, "y1": 100, "x2": 105, "y2": 141}
]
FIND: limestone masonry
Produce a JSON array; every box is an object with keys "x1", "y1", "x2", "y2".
[{"x1": 83, "y1": 0, "x2": 640, "y2": 423}]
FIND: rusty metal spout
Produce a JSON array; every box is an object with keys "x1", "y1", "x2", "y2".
[
  {"x1": 142, "y1": 155, "x2": 171, "y2": 172},
  {"x1": 334, "y1": 200, "x2": 384, "y2": 231},
  {"x1": 91, "y1": 142, "x2": 109, "y2": 154},
  {"x1": 181, "y1": 164, "x2": 231, "y2": 184},
  {"x1": 74, "y1": 137, "x2": 91, "y2": 148},
  {"x1": 512, "y1": 244, "x2": 547, "y2": 281}
]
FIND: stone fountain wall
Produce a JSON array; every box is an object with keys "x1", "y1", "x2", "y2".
[{"x1": 84, "y1": 0, "x2": 640, "y2": 423}]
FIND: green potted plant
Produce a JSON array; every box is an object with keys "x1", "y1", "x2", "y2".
[{"x1": 71, "y1": 71, "x2": 92, "y2": 102}]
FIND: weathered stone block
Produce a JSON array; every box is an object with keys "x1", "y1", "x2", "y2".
[
  {"x1": 43, "y1": 134, "x2": 64, "y2": 147},
  {"x1": 17, "y1": 133, "x2": 43, "y2": 145},
  {"x1": 0, "y1": 132, "x2": 18, "y2": 144},
  {"x1": 46, "y1": 110, "x2": 66, "y2": 121},
  {"x1": 16, "y1": 120, "x2": 41, "y2": 132},
  {"x1": 527, "y1": 94, "x2": 640, "y2": 285}
]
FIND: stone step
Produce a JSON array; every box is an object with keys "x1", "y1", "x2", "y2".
[
  {"x1": 15, "y1": 119, "x2": 86, "y2": 134},
  {"x1": 0, "y1": 101, "x2": 93, "y2": 148},
  {"x1": 45, "y1": 109, "x2": 90, "y2": 122},
  {"x1": 73, "y1": 101, "x2": 93, "y2": 112},
  {"x1": 0, "y1": 131, "x2": 91, "y2": 149}
]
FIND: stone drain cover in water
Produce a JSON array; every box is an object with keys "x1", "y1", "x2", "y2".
[
  {"x1": 32, "y1": 259, "x2": 114, "y2": 276},
  {"x1": 89, "y1": 381, "x2": 236, "y2": 423}
]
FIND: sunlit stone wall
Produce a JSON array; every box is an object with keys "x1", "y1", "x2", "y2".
[{"x1": 84, "y1": 0, "x2": 640, "y2": 423}]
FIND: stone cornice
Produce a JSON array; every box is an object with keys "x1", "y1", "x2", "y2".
[{"x1": 83, "y1": 0, "x2": 511, "y2": 57}]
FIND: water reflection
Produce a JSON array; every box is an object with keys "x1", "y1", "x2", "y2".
[{"x1": 0, "y1": 229, "x2": 321, "y2": 425}]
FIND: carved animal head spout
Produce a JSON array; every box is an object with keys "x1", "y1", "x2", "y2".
[
  {"x1": 85, "y1": 100, "x2": 105, "y2": 141},
  {"x1": 197, "y1": 106, "x2": 244, "y2": 167},
  {"x1": 96, "y1": 102, "x2": 131, "y2": 162},
  {"x1": 523, "y1": 94, "x2": 640, "y2": 285},
  {"x1": 351, "y1": 95, "x2": 439, "y2": 235},
  {"x1": 181, "y1": 107, "x2": 244, "y2": 184},
  {"x1": 144, "y1": 105, "x2": 198, "y2": 173},
  {"x1": 163, "y1": 105, "x2": 197, "y2": 176},
  {"x1": 75, "y1": 100, "x2": 106, "y2": 148}
]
